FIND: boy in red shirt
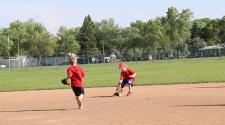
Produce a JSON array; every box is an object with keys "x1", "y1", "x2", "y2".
[
  {"x1": 63, "y1": 55, "x2": 85, "y2": 109},
  {"x1": 117, "y1": 63, "x2": 136, "y2": 96}
]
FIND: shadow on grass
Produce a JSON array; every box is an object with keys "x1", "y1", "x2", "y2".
[{"x1": 0, "y1": 108, "x2": 72, "y2": 113}]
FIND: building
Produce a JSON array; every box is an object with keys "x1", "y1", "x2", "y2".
[{"x1": 199, "y1": 44, "x2": 225, "y2": 57}]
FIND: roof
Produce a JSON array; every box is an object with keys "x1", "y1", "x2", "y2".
[{"x1": 199, "y1": 44, "x2": 224, "y2": 51}]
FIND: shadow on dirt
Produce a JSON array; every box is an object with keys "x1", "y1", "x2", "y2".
[
  {"x1": 86, "y1": 95, "x2": 114, "y2": 98},
  {"x1": 175, "y1": 104, "x2": 225, "y2": 107},
  {"x1": 189, "y1": 86, "x2": 225, "y2": 89},
  {"x1": 0, "y1": 108, "x2": 71, "y2": 113}
]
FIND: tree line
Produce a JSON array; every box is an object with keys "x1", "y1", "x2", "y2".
[{"x1": 0, "y1": 7, "x2": 225, "y2": 60}]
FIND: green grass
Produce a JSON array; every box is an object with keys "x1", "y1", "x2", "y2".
[{"x1": 1, "y1": 57, "x2": 225, "y2": 92}]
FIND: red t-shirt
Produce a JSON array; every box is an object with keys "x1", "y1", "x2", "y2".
[
  {"x1": 120, "y1": 68, "x2": 135, "y2": 80},
  {"x1": 67, "y1": 65, "x2": 85, "y2": 87}
]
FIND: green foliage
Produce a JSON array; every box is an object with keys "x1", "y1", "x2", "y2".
[
  {"x1": 189, "y1": 36, "x2": 207, "y2": 56},
  {"x1": 165, "y1": 7, "x2": 192, "y2": 58},
  {"x1": 56, "y1": 26, "x2": 80, "y2": 54},
  {"x1": 0, "y1": 7, "x2": 225, "y2": 60},
  {"x1": 218, "y1": 16, "x2": 225, "y2": 44},
  {"x1": 95, "y1": 18, "x2": 120, "y2": 55},
  {"x1": 0, "y1": 28, "x2": 15, "y2": 58},
  {"x1": 24, "y1": 19, "x2": 56, "y2": 58},
  {"x1": 0, "y1": 19, "x2": 56, "y2": 58},
  {"x1": 78, "y1": 15, "x2": 98, "y2": 58},
  {"x1": 201, "y1": 19, "x2": 221, "y2": 45}
]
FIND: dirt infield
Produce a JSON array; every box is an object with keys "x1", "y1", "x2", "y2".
[{"x1": 1, "y1": 83, "x2": 225, "y2": 125}]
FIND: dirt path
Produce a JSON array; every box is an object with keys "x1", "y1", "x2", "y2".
[{"x1": 1, "y1": 83, "x2": 225, "y2": 125}]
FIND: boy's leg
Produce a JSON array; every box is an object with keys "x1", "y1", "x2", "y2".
[
  {"x1": 72, "y1": 87, "x2": 84, "y2": 109},
  {"x1": 76, "y1": 94, "x2": 84, "y2": 109},
  {"x1": 127, "y1": 80, "x2": 133, "y2": 96},
  {"x1": 127, "y1": 85, "x2": 131, "y2": 96}
]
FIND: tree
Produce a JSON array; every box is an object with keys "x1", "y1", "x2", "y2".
[
  {"x1": 165, "y1": 7, "x2": 192, "y2": 58},
  {"x1": 95, "y1": 18, "x2": 120, "y2": 55},
  {"x1": 191, "y1": 19, "x2": 209, "y2": 39},
  {"x1": 176, "y1": 9, "x2": 193, "y2": 57},
  {"x1": 7, "y1": 20, "x2": 27, "y2": 57},
  {"x1": 56, "y1": 26, "x2": 80, "y2": 54},
  {"x1": 23, "y1": 19, "x2": 55, "y2": 58},
  {"x1": 143, "y1": 18, "x2": 169, "y2": 59},
  {"x1": 189, "y1": 36, "x2": 207, "y2": 56},
  {"x1": 0, "y1": 19, "x2": 55, "y2": 59},
  {"x1": 0, "y1": 29, "x2": 13, "y2": 57},
  {"x1": 78, "y1": 15, "x2": 98, "y2": 62},
  {"x1": 130, "y1": 20, "x2": 146, "y2": 36},
  {"x1": 218, "y1": 16, "x2": 225, "y2": 44}
]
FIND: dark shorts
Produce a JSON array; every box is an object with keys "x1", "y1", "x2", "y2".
[
  {"x1": 72, "y1": 87, "x2": 84, "y2": 96},
  {"x1": 121, "y1": 80, "x2": 134, "y2": 88}
]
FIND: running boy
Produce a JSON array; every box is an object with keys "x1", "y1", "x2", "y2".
[
  {"x1": 63, "y1": 55, "x2": 85, "y2": 109},
  {"x1": 118, "y1": 63, "x2": 136, "y2": 96}
]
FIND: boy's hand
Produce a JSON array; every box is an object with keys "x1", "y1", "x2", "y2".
[
  {"x1": 61, "y1": 78, "x2": 70, "y2": 85},
  {"x1": 129, "y1": 75, "x2": 134, "y2": 78},
  {"x1": 129, "y1": 73, "x2": 136, "y2": 78}
]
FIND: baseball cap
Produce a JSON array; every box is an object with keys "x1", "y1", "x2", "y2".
[{"x1": 119, "y1": 63, "x2": 127, "y2": 69}]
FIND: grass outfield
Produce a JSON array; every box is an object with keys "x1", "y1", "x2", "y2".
[{"x1": 0, "y1": 57, "x2": 225, "y2": 92}]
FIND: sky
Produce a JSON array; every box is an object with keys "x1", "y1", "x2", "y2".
[{"x1": 0, "y1": 0, "x2": 224, "y2": 34}]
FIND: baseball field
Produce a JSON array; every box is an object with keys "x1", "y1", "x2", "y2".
[{"x1": 1, "y1": 57, "x2": 225, "y2": 125}]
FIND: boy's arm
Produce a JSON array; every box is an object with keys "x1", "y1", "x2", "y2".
[
  {"x1": 66, "y1": 68, "x2": 73, "y2": 80},
  {"x1": 128, "y1": 69, "x2": 136, "y2": 78},
  {"x1": 129, "y1": 73, "x2": 136, "y2": 78},
  {"x1": 65, "y1": 76, "x2": 70, "y2": 80},
  {"x1": 61, "y1": 69, "x2": 70, "y2": 85},
  {"x1": 81, "y1": 68, "x2": 85, "y2": 77},
  {"x1": 119, "y1": 72, "x2": 123, "y2": 84}
]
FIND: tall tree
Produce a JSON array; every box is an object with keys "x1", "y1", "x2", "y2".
[
  {"x1": 78, "y1": 15, "x2": 98, "y2": 61},
  {"x1": 165, "y1": 7, "x2": 179, "y2": 58},
  {"x1": 176, "y1": 9, "x2": 193, "y2": 57},
  {"x1": 165, "y1": 7, "x2": 192, "y2": 58}
]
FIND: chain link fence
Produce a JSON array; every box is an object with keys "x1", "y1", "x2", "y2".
[
  {"x1": 0, "y1": 57, "x2": 38, "y2": 69},
  {"x1": 0, "y1": 52, "x2": 153, "y2": 69}
]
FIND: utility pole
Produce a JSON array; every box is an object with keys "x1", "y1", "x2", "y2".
[
  {"x1": 17, "y1": 34, "x2": 20, "y2": 68},
  {"x1": 8, "y1": 35, "x2": 10, "y2": 70},
  {"x1": 102, "y1": 41, "x2": 106, "y2": 64}
]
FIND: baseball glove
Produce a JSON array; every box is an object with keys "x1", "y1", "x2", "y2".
[
  {"x1": 113, "y1": 86, "x2": 122, "y2": 96},
  {"x1": 61, "y1": 78, "x2": 70, "y2": 85},
  {"x1": 116, "y1": 87, "x2": 122, "y2": 93}
]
